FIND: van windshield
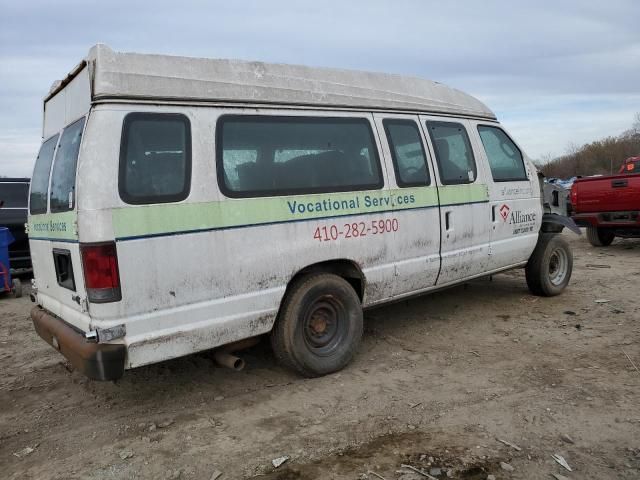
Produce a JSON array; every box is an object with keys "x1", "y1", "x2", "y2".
[{"x1": 29, "y1": 134, "x2": 59, "y2": 214}]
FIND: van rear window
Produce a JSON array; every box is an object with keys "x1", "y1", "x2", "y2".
[
  {"x1": 50, "y1": 117, "x2": 86, "y2": 212},
  {"x1": 383, "y1": 119, "x2": 430, "y2": 187},
  {"x1": 217, "y1": 116, "x2": 383, "y2": 198},
  {"x1": 29, "y1": 134, "x2": 59, "y2": 214},
  {"x1": 119, "y1": 113, "x2": 191, "y2": 204}
]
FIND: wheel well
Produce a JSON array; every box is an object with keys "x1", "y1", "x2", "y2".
[
  {"x1": 541, "y1": 221, "x2": 563, "y2": 233},
  {"x1": 541, "y1": 213, "x2": 582, "y2": 235},
  {"x1": 287, "y1": 259, "x2": 366, "y2": 302}
]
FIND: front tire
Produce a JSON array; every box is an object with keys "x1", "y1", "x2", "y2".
[
  {"x1": 586, "y1": 226, "x2": 615, "y2": 247},
  {"x1": 271, "y1": 273, "x2": 363, "y2": 377},
  {"x1": 526, "y1": 233, "x2": 573, "y2": 297}
]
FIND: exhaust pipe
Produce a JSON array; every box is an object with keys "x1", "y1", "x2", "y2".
[
  {"x1": 213, "y1": 336, "x2": 260, "y2": 371},
  {"x1": 214, "y1": 350, "x2": 245, "y2": 371}
]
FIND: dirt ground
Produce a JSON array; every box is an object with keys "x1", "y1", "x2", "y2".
[{"x1": 1, "y1": 232, "x2": 639, "y2": 480}]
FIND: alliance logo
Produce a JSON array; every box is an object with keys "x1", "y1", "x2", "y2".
[
  {"x1": 509, "y1": 210, "x2": 537, "y2": 224},
  {"x1": 499, "y1": 204, "x2": 510, "y2": 221}
]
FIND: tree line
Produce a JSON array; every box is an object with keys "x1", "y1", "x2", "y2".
[{"x1": 539, "y1": 113, "x2": 640, "y2": 178}]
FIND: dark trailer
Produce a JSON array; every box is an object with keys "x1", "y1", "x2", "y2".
[{"x1": 0, "y1": 178, "x2": 31, "y2": 271}]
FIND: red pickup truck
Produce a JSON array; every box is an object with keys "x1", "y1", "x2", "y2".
[{"x1": 570, "y1": 157, "x2": 640, "y2": 246}]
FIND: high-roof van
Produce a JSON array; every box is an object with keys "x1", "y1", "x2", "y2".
[{"x1": 28, "y1": 45, "x2": 578, "y2": 380}]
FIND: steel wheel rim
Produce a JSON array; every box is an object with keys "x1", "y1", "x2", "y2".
[
  {"x1": 548, "y1": 248, "x2": 569, "y2": 286},
  {"x1": 302, "y1": 295, "x2": 347, "y2": 356}
]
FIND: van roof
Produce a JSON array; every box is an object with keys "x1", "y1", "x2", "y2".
[{"x1": 50, "y1": 44, "x2": 496, "y2": 120}]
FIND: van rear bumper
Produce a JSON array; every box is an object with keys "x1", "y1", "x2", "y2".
[{"x1": 31, "y1": 306, "x2": 126, "y2": 381}]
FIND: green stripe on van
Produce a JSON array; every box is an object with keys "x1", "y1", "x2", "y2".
[
  {"x1": 437, "y1": 183, "x2": 489, "y2": 206},
  {"x1": 27, "y1": 211, "x2": 77, "y2": 240},
  {"x1": 112, "y1": 185, "x2": 488, "y2": 240}
]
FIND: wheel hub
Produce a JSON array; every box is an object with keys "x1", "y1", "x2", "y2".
[
  {"x1": 302, "y1": 296, "x2": 346, "y2": 354},
  {"x1": 548, "y1": 248, "x2": 568, "y2": 286},
  {"x1": 309, "y1": 313, "x2": 328, "y2": 335}
]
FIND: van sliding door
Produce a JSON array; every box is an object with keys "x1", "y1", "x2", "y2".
[
  {"x1": 373, "y1": 113, "x2": 441, "y2": 296},
  {"x1": 420, "y1": 116, "x2": 492, "y2": 285}
]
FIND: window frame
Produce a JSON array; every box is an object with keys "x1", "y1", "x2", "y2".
[
  {"x1": 118, "y1": 112, "x2": 192, "y2": 205},
  {"x1": 476, "y1": 124, "x2": 529, "y2": 182},
  {"x1": 382, "y1": 118, "x2": 431, "y2": 188},
  {"x1": 215, "y1": 114, "x2": 384, "y2": 199},
  {"x1": 426, "y1": 120, "x2": 478, "y2": 186},
  {"x1": 29, "y1": 132, "x2": 60, "y2": 215}
]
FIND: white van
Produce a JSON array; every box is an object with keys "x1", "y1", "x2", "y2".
[{"x1": 28, "y1": 45, "x2": 578, "y2": 380}]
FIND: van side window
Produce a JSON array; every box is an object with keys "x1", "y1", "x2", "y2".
[
  {"x1": 29, "y1": 134, "x2": 59, "y2": 214},
  {"x1": 426, "y1": 121, "x2": 477, "y2": 185},
  {"x1": 50, "y1": 117, "x2": 86, "y2": 212},
  {"x1": 477, "y1": 126, "x2": 527, "y2": 181},
  {"x1": 383, "y1": 119, "x2": 430, "y2": 187},
  {"x1": 119, "y1": 113, "x2": 191, "y2": 204},
  {"x1": 217, "y1": 116, "x2": 383, "y2": 197}
]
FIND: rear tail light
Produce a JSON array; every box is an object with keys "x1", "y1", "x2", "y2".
[
  {"x1": 570, "y1": 184, "x2": 578, "y2": 210},
  {"x1": 80, "y1": 242, "x2": 122, "y2": 303}
]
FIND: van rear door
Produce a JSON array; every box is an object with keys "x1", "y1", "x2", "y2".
[
  {"x1": 30, "y1": 64, "x2": 93, "y2": 330},
  {"x1": 29, "y1": 116, "x2": 91, "y2": 331}
]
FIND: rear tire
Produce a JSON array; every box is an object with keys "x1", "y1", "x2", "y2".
[
  {"x1": 271, "y1": 273, "x2": 363, "y2": 377},
  {"x1": 526, "y1": 233, "x2": 573, "y2": 297},
  {"x1": 586, "y1": 226, "x2": 615, "y2": 247}
]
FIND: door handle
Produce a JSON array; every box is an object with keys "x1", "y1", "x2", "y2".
[
  {"x1": 492, "y1": 205, "x2": 496, "y2": 222},
  {"x1": 612, "y1": 179, "x2": 628, "y2": 188},
  {"x1": 445, "y1": 211, "x2": 452, "y2": 230}
]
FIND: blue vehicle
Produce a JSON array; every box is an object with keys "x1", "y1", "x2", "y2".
[{"x1": 0, "y1": 227, "x2": 22, "y2": 297}]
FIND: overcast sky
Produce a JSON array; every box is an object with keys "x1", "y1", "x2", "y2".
[{"x1": 1, "y1": 0, "x2": 639, "y2": 177}]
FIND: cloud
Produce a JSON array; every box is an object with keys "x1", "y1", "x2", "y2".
[
  {"x1": 0, "y1": 129, "x2": 40, "y2": 177},
  {"x1": 491, "y1": 93, "x2": 640, "y2": 160},
  {"x1": 1, "y1": 0, "x2": 639, "y2": 176}
]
